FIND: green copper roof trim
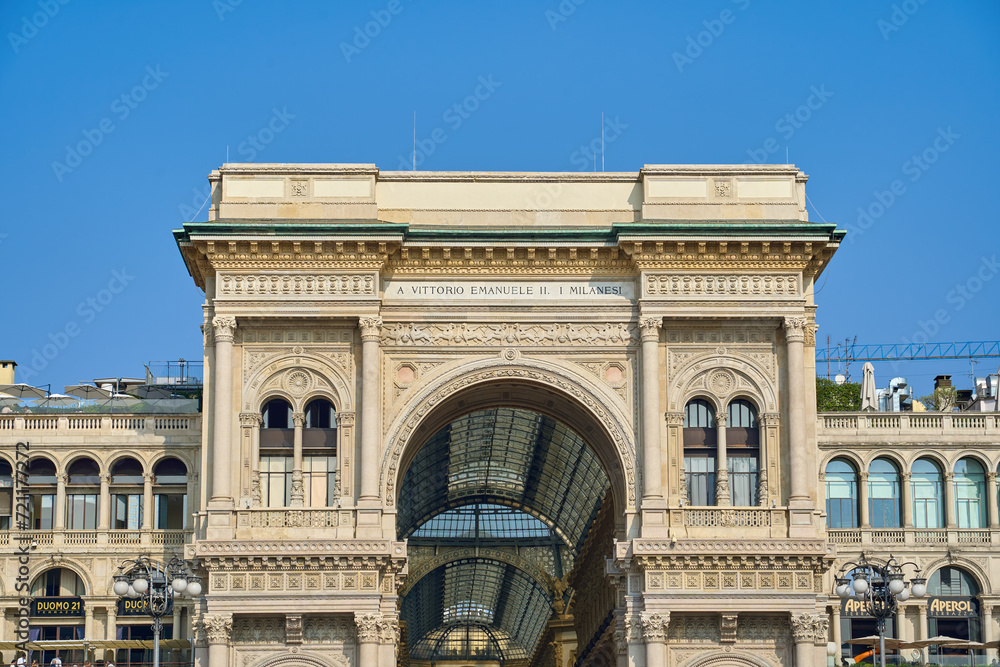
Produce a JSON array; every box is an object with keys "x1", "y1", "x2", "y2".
[{"x1": 175, "y1": 219, "x2": 842, "y2": 244}]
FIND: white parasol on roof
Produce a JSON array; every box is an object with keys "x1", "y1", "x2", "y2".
[
  {"x1": 860, "y1": 362, "x2": 878, "y2": 411},
  {"x1": 0, "y1": 383, "x2": 48, "y2": 399}
]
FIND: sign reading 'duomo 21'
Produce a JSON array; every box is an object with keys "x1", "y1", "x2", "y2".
[{"x1": 383, "y1": 279, "x2": 635, "y2": 302}]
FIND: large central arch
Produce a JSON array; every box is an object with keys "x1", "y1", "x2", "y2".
[{"x1": 379, "y1": 355, "x2": 638, "y2": 518}]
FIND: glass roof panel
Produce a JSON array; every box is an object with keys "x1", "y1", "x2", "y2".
[{"x1": 411, "y1": 503, "x2": 555, "y2": 540}]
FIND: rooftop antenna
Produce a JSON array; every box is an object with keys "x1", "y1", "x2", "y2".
[
  {"x1": 412, "y1": 111, "x2": 416, "y2": 171},
  {"x1": 601, "y1": 111, "x2": 605, "y2": 172}
]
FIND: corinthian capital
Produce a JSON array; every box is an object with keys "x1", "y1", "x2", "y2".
[
  {"x1": 355, "y1": 612, "x2": 382, "y2": 643},
  {"x1": 203, "y1": 614, "x2": 233, "y2": 644},
  {"x1": 638, "y1": 316, "x2": 662, "y2": 341},
  {"x1": 212, "y1": 316, "x2": 237, "y2": 343},
  {"x1": 359, "y1": 316, "x2": 383, "y2": 341},
  {"x1": 641, "y1": 611, "x2": 671, "y2": 642},
  {"x1": 783, "y1": 316, "x2": 807, "y2": 343},
  {"x1": 789, "y1": 611, "x2": 828, "y2": 643}
]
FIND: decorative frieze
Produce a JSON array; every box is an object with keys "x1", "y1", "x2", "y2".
[
  {"x1": 232, "y1": 617, "x2": 285, "y2": 644},
  {"x1": 302, "y1": 617, "x2": 357, "y2": 643},
  {"x1": 380, "y1": 321, "x2": 637, "y2": 347},
  {"x1": 218, "y1": 273, "x2": 376, "y2": 297},
  {"x1": 645, "y1": 274, "x2": 798, "y2": 296}
]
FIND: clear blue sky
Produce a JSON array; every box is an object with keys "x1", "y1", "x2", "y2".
[{"x1": 1, "y1": 0, "x2": 998, "y2": 397}]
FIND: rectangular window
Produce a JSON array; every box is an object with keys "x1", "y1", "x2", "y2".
[
  {"x1": 113, "y1": 494, "x2": 143, "y2": 529},
  {"x1": 260, "y1": 456, "x2": 293, "y2": 508},
  {"x1": 154, "y1": 494, "x2": 186, "y2": 529},
  {"x1": 728, "y1": 455, "x2": 759, "y2": 506},
  {"x1": 30, "y1": 494, "x2": 55, "y2": 530},
  {"x1": 0, "y1": 487, "x2": 12, "y2": 530},
  {"x1": 912, "y1": 479, "x2": 942, "y2": 528},
  {"x1": 303, "y1": 456, "x2": 337, "y2": 507},
  {"x1": 955, "y1": 481, "x2": 985, "y2": 529},
  {"x1": 66, "y1": 494, "x2": 98, "y2": 529},
  {"x1": 685, "y1": 455, "x2": 716, "y2": 506}
]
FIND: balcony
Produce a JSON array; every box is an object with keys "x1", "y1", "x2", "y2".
[
  {"x1": 818, "y1": 412, "x2": 1000, "y2": 437},
  {"x1": 827, "y1": 527, "x2": 998, "y2": 547},
  {"x1": 0, "y1": 414, "x2": 200, "y2": 433},
  {"x1": 0, "y1": 529, "x2": 191, "y2": 551}
]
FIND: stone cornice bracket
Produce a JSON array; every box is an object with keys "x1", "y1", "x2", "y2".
[
  {"x1": 783, "y1": 316, "x2": 807, "y2": 343},
  {"x1": 720, "y1": 612, "x2": 738, "y2": 643},
  {"x1": 355, "y1": 612, "x2": 383, "y2": 643},
  {"x1": 359, "y1": 316, "x2": 383, "y2": 342},
  {"x1": 203, "y1": 614, "x2": 233, "y2": 645},
  {"x1": 641, "y1": 611, "x2": 671, "y2": 642},
  {"x1": 638, "y1": 316, "x2": 663, "y2": 341},
  {"x1": 212, "y1": 316, "x2": 237, "y2": 343},
  {"x1": 789, "y1": 611, "x2": 829, "y2": 644}
]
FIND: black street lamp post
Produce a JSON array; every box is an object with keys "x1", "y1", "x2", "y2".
[
  {"x1": 112, "y1": 555, "x2": 202, "y2": 667},
  {"x1": 835, "y1": 552, "x2": 927, "y2": 667}
]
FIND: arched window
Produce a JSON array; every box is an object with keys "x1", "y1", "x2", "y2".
[
  {"x1": 868, "y1": 458, "x2": 901, "y2": 528},
  {"x1": 954, "y1": 458, "x2": 986, "y2": 528},
  {"x1": 31, "y1": 567, "x2": 86, "y2": 596},
  {"x1": 726, "y1": 399, "x2": 759, "y2": 506},
  {"x1": 66, "y1": 458, "x2": 100, "y2": 530},
  {"x1": 911, "y1": 458, "x2": 944, "y2": 528},
  {"x1": 110, "y1": 457, "x2": 144, "y2": 530},
  {"x1": 0, "y1": 459, "x2": 11, "y2": 530},
  {"x1": 262, "y1": 398, "x2": 292, "y2": 429},
  {"x1": 684, "y1": 399, "x2": 716, "y2": 506},
  {"x1": 303, "y1": 398, "x2": 337, "y2": 507},
  {"x1": 928, "y1": 567, "x2": 981, "y2": 645},
  {"x1": 825, "y1": 459, "x2": 859, "y2": 529},
  {"x1": 26, "y1": 459, "x2": 56, "y2": 529},
  {"x1": 153, "y1": 458, "x2": 188, "y2": 529}
]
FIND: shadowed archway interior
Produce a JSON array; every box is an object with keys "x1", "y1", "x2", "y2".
[{"x1": 399, "y1": 406, "x2": 611, "y2": 663}]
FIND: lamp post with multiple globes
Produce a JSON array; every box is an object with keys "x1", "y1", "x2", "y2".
[
  {"x1": 834, "y1": 553, "x2": 927, "y2": 667},
  {"x1": 112, "y1": 555, "x2": 202, "y2": 667}
]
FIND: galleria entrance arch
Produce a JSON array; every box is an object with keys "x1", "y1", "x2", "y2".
[{"x1": 177, "y1": 162, "x2": 842, "y2": 666}]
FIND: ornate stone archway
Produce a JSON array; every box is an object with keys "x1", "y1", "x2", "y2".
[{"x1": 379, "y1": 354, "x2": 638, "y2": 514}]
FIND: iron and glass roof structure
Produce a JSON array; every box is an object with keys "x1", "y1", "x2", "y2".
[{"x1": 399, "y1": 407, "x2": 610, "y2": 662}]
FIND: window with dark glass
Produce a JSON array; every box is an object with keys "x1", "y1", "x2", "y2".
[
  {"x1": 911, "y1": 458, "x2": 944, "y2": 528},
  {"x1": 0, "y1": 459, "x2": 12, "y2": 530},
  {"x1": 825, "y1": 459, "x2": 859, "y2": 528},
  {"x1": 261, "y1": 398, "x2": 293, "y2": 448},
  {"x1": 153, "y1": 458, "x2": 188, "y2": 529},
  {"x1": 684, "y1": 399, "x2": 716, "y2": 505},
  {"x1": 27, "y1": 458, "x2": 57, "y2": 530},
  {"x1": 868, "y1": 458, "x2": 901, "y2": 528},
  {"x1": 66, "y1": 458, "x2": 100, "y2": 530},
  {"x1": 111, "y1": 458, "x2": 144, "y2": 530},
  {"x1": 726, "y1": 399, "x2": 759, "y2": 506}
]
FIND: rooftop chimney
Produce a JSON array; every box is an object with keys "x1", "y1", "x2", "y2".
[
  {"x1": 933, "y1": 375, "x2": 952, "y2": 391},
  {"x1": 0, "y1": 360, "x2": 15, "y2": 385}
]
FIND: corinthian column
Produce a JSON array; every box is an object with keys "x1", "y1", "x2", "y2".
[
  {"x1": 642, "y1": 612, "x2": 670, "y2": 667},
  {"x1": 639, "y1": 316, "x2": 664, "y2": 504},
  {"x1": 355, "y1": 612, "x2": 381, "y2": 666},
  {"x1": 210, "y1": 316, "x2": 237, "y2": 505},
  {"x1": 204, "y1": 614, "x2": 232, "y2": 667},
  {"x1": 784, "y1": 317, "x2": 808, "y2": 501},
  {"x1": 359, "y1": 317, "x2": 382, "y2": 504},
  {"x1": 790, "y1": 612, "x2": 828, "y2": 667}
]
